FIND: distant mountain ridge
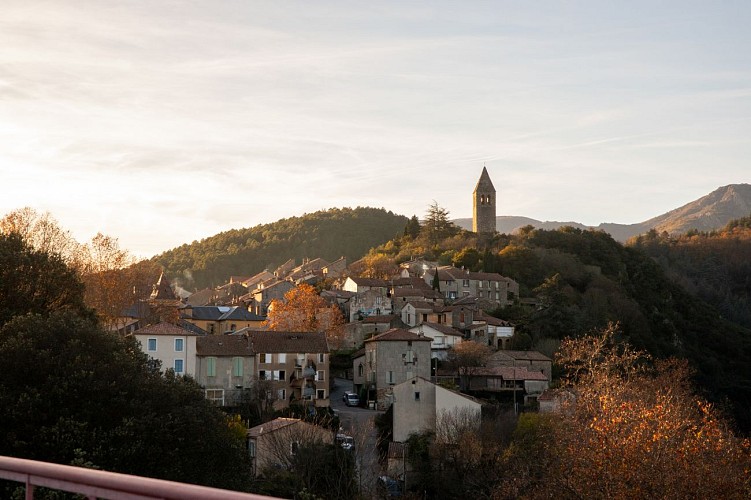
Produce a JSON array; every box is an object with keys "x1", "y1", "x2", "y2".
[{"x1": 454, "y1": 184, "x2": 751, "y2": 241}]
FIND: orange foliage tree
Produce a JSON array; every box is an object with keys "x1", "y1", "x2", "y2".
[
  {"x1": 508, "y1": 324, "x2": 751, "y2": 499},
  {"x1": 263, "y1": 284, "x2": 345, "y2": 347}
]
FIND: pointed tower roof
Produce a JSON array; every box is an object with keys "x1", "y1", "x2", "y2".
[
  {"x1": 150, "y1": 272, "x2": 177, "y2": 301},
  {"x1": 473, "y1": 166, "x2": 495, "y2": 193}
]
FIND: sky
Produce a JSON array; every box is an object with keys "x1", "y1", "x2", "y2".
[{"x1": 1, "y1": 1, "x2": 750, "y2": 258}]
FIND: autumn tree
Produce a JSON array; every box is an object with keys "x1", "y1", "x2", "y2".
[
  {"x1": 79, "y1": 233, "x2": 162, "y2": 332},
  {"x1": 0, "y1": 207, "x2": 81, "y2": 267},
  {"x1": 264, "y1": 283, "x2": 345, "y2": 347},
  {"x1": 502, "y1": 324, "x2": 751, "y2": 499},
  {"x1": 352, "y1": 252, "x2": 398, "y2": 279}
]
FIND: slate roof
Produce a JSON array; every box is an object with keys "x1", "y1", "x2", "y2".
[
  {"x1": 181, "y1": 306, "x2": 264, "y2": 322},
  {"x1": 196, "y1": 335, "x2": 253, "y2": 356},
  {"x1": 248, "y1": 331, "x2": 329, "y2": 354},
  {"x1": 150, "y1": 272, "x2": 177, "y2": 301},
  {"x1": 365, "y1": 328, "x2": 433, "y2": 343},
  {"x1": 185, "y1": 288, "x2": 215, "y2": 307},
  {"x1": 392, "y1": 288, "x2": 440, "y2": 299},
  {"x1": 134, "y1": 321, "x2": 200, "y2": 336}
]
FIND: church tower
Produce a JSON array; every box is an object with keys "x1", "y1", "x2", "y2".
[{"x1": 473, "y1": 166, "x2": 496, "y2": 233}]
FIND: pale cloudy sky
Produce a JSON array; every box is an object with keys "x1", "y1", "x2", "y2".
[{"x1": 1, "y1": 1, "x2": 750, "y2": 257}]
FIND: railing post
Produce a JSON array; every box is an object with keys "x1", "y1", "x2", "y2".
[{"x1": 25, "y1": 477, "x2": 34, "y2": 500}]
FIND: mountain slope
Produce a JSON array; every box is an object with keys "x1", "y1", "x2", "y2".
[
  {"x1": 153, "y1": 207, "x2": 407, "y2": 289},
  {"x1": 455, "y1": 184, "x2": 751, "y2": 241}
]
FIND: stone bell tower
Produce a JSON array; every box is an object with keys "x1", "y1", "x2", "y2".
[{"x1": 472, "y1": 166, "x2": 496, "y2": 233}]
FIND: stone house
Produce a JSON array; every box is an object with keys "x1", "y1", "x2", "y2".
[
  {"x1": 424, "y1": 266, "x2": 519, "y2": 306},
  {"x1": 349, "y1": 288, "x2": 393, "y2": 322},
  {"x1": 195, "y1": 335, "x2": 255, "y2": 406},
  {"x1": 322, "y1": 257, "x2": 347, "y2": 279},
  {"x1": 486, "y1": 350, "x2": 553, "y2": 382},
  {"x1": 362, "y1": 328, "x2": 432, "y2": 410},
  {"x1": 400, "y1": 300, "x2": 435, "y2": 327},
  {"x1": 249, "y1": 279, "x2": 294, "y2": 316},
  {"x1": 467, "y1": 366, "x2": 549, "y2": 405},
  {"x1": 248, "y1": 331, "x2": 331, "y2": 409},
  {"x1": 247, "y1": 417, "x2": 333, "y2": 476}
]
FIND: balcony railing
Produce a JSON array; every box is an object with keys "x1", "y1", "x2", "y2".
[{"x1": 0, "y1": 455, "x2": 277, "y2": 500}]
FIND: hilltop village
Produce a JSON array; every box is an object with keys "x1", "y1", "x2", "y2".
[{"x1": 119, "y1": 168, "x2": 554, "y2": 481}]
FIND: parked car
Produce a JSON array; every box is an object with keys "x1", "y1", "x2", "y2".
[
  {"x1": 336, "y1": 433, "x2": 354, "y2": 451},
  {"x1": 343, "y1": 391, "x2": 360, "y2": 407}
]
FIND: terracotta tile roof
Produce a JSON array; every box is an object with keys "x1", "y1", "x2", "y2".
[
  {"x1": 477, "y1": 312, "x2": 514, "y2": 327},
  {"x1": 196, "y1": 335, "x2": 253, "y2": 356},
  {"x1": 134, "y1": 321, "x2": 200, "y2": 336},
  {"x1": 391, "y1": 277, "x2": 431, "y2": 289},
  {"x1": 493, "y1": 350, "x2": 552, "y2": 362},
  {"x1": 348, "y1": 277, "x2": 389, "y2": 288},
  {"x1": 365, "y1": 328, "x2": 433, "y2": 343},
  {"x1": 247, "y1": 417, "x2": 300, "y2": 438},
  {"x1": 248, "y1": 330, "x2": 329, "y2": 354},
  {"x1": 414, "y1": 322, "x2": 463, "y2": 337},
  {"x1": 392, "y1": 288, "x2": 442, "y2": 299},
  {"x1": 180, "y1": 305, "x2": 264, "y2": 321},
  {"x1": 472, "y1": 366, "x2": 548, "y2": 381},
  {"x1": 403, "y1": 300, "x2": 435, "y2": 310},
  {"x1": 363, "y1": 314, "x2": 397, "y2": 324}
]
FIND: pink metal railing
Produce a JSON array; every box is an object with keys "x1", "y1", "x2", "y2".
[{"x1": 0, "y1": 455, "x2": 278, "y2": 500}]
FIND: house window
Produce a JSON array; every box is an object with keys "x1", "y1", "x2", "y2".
[
  {"x1": 259, "y1": 353, "x2": 269, "y2": 364},
  {"x1": 248, "y1": 440, "x2": 256, "y2": 458},
  {"x1": 479, "y1": 291, "x2": 484, "y2": 298},
  {"x1": 278, "y1": 389, "x2": 286, "y2": 400},
  {"x1": 358, "y1": 364, "x2": 364, "y2": 376},
  {"x1": 316, "y1": 389, "x2": 326, "y2": 400},
  {"x1": 147, "y1": 338, "x2": 157, "y2": 352},
  {"x1": 478, "y1": 281, "x2": 483, "y2": 288},
  {"x1": 422, "y1": 313, "x2": 428, "y2": 322},
  {"x1": 279, "y1": 369, "x2": 286, "y2": 381},
  {"x1": 463, "y1": 279, "x2": 469, "y2": 287},
  {"x1": 462, "y1": 291, "x2": 470, "y2": 297},
  {"x1": 496, "y1": 292, "x2": 500, "y2": 300},
  {"x1": 232, "y1": 357, "x2": 243, "y2": 377},
  {"x1": 259, "y1": 370, "x2": 267, "y2": 380},
  {"x1": 317, "y1": 370, "x2": 324, "y2": 381},
  {"x1": 174, "y1": 359, "x2": 184, "y2": 374},
  {"x1": 174, "y1": 338, "x2": 184, "y2": 352},
  {"x1": 206, "y1": 357, "x2": 217, "y2": 377},
  {"x1": 388, "y1": 371, "x2": 394, "y2": 384},
  {"x1": 449, "y1": 291, "x2": 457, "y2": 299},
  {"x1": 205, "y1": 389, "x2": 224, "y2": 406},
  {"x1": 278, "y1": 353, "x2": 286, "y2": 363},
  {"x1": 414, "y1": 392, "x2": 420, "y2": 401},
  {"x1": 208, "y1": 324, "x2": 215, "y2": 334},
  {"x1": 318, "y1": 353, "x2": 325, "y2": 363}
]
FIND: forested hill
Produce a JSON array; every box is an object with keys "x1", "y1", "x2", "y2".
[
  {"x1": 630, "y1": 214, "x2": 751, "y2": 330},
  {"x1": 153, "y1": 207, "x2": 408, "y2": 289}
]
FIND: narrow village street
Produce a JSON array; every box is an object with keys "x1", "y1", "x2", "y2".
[{"x1": 331, "y1": 377, "x2": 384, "y2": 497}]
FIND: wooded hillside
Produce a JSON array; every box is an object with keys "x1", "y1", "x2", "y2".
[{"x1": 153, "y1": 207, "x2": 408, "y2": 289}]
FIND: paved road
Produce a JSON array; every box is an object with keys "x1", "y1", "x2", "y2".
[{"x1": 331, "y1": 377, "x2": 383, "y2": 497}]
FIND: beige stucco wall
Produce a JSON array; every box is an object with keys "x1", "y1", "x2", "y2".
[
  {"x1": 393, "y1": 377, "x2": 436, "y2": 442},
  {"x1": 135, "y1": 334, "x2": 197, "y2": 376}
]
